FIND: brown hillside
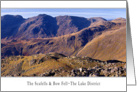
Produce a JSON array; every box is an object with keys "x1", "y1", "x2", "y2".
[{"x1": 77, "y1": 26, "x2": 126, "y2": 62}]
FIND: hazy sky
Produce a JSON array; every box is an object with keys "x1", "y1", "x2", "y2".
[{"x1": 1, "y1": 9, "x2": 126, "y2": 20}]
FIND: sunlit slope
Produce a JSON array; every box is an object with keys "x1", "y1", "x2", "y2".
[{"x1": 77, "y1": 26, "x2": 126, "y2": 62}]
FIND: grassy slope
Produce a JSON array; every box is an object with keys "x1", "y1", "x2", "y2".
[
  {"x1": 1, "y1": 53, "x2": 126, "y2": 77},
  {"x1": 77, "y1": 26, "x2": 126, "y2": 62}
]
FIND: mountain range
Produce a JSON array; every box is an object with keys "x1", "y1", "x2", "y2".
[{"x1": 1, "y1": 14, "x2": 126, "y2": 62}]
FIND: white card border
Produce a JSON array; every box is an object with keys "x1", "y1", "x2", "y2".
[{"x1": 0, "y1": 0, "x2": 127, "y2": 92}]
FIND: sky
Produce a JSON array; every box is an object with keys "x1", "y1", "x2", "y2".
[{"x1": 1, "y1": 9, "x2": 126, "y2": 20}]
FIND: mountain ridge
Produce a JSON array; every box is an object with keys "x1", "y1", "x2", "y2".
[
  {"x1": 1, "y1": 14, "x2": 126, "y2": 62},
  {"x1": 1, "y1": 14, "x2": 126, "y2": 40}
]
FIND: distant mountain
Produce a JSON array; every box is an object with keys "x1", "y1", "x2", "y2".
[
  {"x1": 16, "y1": 14, "x2": 58, "y2": 39},
  {"x1": 1, "y1": 14, "x2": 107, "y2": 40},
  {"x1": 1, "y1": 15, "x2": 25, "y2": 39},
  {"x1": 56, "y1": 15, "x2": 91, "y2": 36},
  {"x1": 111, "y1": 17, "x2": 126, "y2": 23}
]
